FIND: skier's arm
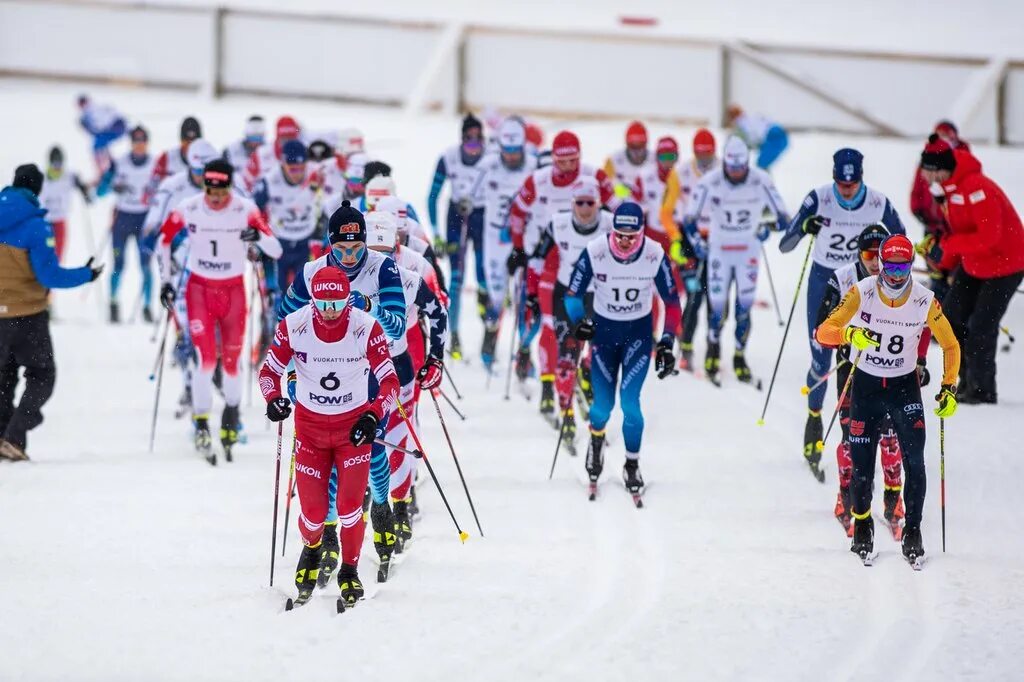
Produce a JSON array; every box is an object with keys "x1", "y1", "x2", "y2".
[
  {"x1": 420, "y1": 243, "x2": 447, "y2": 293},
  {"x1": 259, "y1": 319, "x2": 295, "y2": 402},
  {"x1": 880, "y1": 198, "x2": 905, "y2": 236},
  {"x1": 73, "y1": 173, "x2": 92, "y2": 204},
  {"x1": 654, "y1": 252, "x2": 682, "y2": 339},
  {"x1": 508, "y1": 175, "x2": 537, "y2": 249},
  {"x1": 277, "y1": 270, "x2": 311, "y2": 320},
  {"x1": 596, "y1": 168, "x2": 619, "y2": 212},
  {"x1": 564, "y1": 249, "x2": 594, "y2": 324},
  {"x1": 926, "y1": 299, "x2": 961, "y2": 386},
  {"x1": 95, "y1": 163, "x2": 117, "y2": 198},
  {"x1": 426, "y1": 156, "x2": 448, "y2": 230},
  {"x1": 252, "y1": 178, "x2": 269, "y2": 213},
  {"x1": 659, "y1": 170, "x2": 682, "y2": 241},
  {"x1": 366, "y1": 321, "x2": 400, "y2": 419},
  {"x1": 365, "y1": 259, "x2": 407, "y2": 340},
  {"x1": 762, "y1": 177, "x2": 790, "y2": 229},
  {"x1": 247, "y1": 209, "x2": 282, "y2": 259},
  {"x1": 158, "y1": 211, "x2": 188, "y2": 282},
  {"x1": 814, "y1": 274, "x2": 844, "y2": 329},
  {"x1": 681, "y1": 181, "x2": 711, "y2": 244},
  {"x1": 780, "y1": 191, "x2": 819, "y2": 253},
  {"x1": 527, "y1": 224, "x2": 556, "y2": 296},
  {"x1": 414, "y1": 279, "x2": 448, "y2": 360},
  {"x1": 815, "y1": 286, "x2": 861, "y2": 348}
]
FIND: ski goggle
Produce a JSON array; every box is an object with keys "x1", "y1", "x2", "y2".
[
  {"x1": 313, "y1": 297, "x2": 348, "y2": 312},
  {"x1": 574, "y1": 199, "x2": 596, "y2": 207},
  {"x1": 860, "y1": 249, "x2": 879, "y2": 262},
  {"x1": 881, "y1": 260, "x2": 913, "y2": 278},
  {"x1": 501, "y1": 145, "x2": 524, "y2": 155},
  {"x1": 657, "y1": 151, "x2": 678, "y2": 163},
  {"x1": 612, "y1": 229, "x2": 641, "y2": 243}
]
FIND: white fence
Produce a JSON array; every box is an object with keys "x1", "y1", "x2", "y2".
[{"x1": 1, "y1": 0, "x2": 1021, "y2": 144}]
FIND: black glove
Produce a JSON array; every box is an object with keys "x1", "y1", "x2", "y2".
[
  {"x1": 160, "y1": 282, "x2": 176, "y2": 311},
  {"x1": 525, "y1": 294, "x2": 540, "y2": 322},
  {"x1": 86, "y1": 257, "x2": 104, "y2": 282},
  {"x1": 240, "y1": 226, "x2": 261, "y2": 243},
  {"x1": 917, "y1": 359, "x2": 931, "y2": 388},
  {"x1": 574, "y1": 319, "x2": 595, "y2": 341},
  {"x1": 655, "y1": 339, "x2": 676, "y2": 379},
  {"x1": 802, "y1": 215, "x2": 825, "y2": 235},
  {"x1": 506, "y1": 247, "x2": 527, "y2": 276},
  {"x1": 266, "y1": 397, "x2": 292, "y2": 422},
  {"x1": 349, "y1": 411, "x2": 379, "y2": 447}
]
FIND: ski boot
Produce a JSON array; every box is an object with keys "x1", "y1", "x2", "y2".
[
  {"x1": 220, "y1": 404, "x2": 240, "y2": 462},
  {"x1": 803, "y1": 410, "x2": 825, "y2": 482},
  {"x1": 678, "y1": 342, "x2": 694, "y2": 372},
  {"x1": 539, "y1": 378, "x2": 556, "y2": 426},
  {"x1": 704, "y1": 342, "x2": 721, "y2": 386},
  {"x1": 337, "y1": 563, "x2": 364, "y2": 611},
  {"x1": 409, "y1": 480, "x2": 420, "y2": 518},
  {"x1": 515, "y1": 348, "x2": 533, "y2": 381},
  {"x1": 850, "y1": 514, "x2": 875, "y2": 564},
  {"x1": 449, "y1": 331, "x2": 463, "y2": 361},
  {"x1": 883, "y1": 489, "x2": 905, "y2": 541},
  {"x1": 194, "y1": 416, "x2": 215, "y2": 465},
  {"x1": 317, "y1": 522, "x2": 340, "y2": 587},
  {"x1": 585, "y1": 430, "x2": 606, "y2": 500},
  {"x1": 733, "y1": 351, "x2": 752, "y2": 383},
  {"x1": 481, "y1": 322, "x2": 499, "y2": 371},
  {"x1": 623, "y1": 458, "x2": 645, "y2": 507},
  {"x1": 834, "y1": 487, "x2": 853, "y2": 536},
  {"x1": 560, "y1": 407, "x2": 577, "y2": 456},
  {"x1": 288, "y1": 542, "x2": 324, "y2": 609},
  {"x1": 901, "y1": 524, "x2": 925, "y2": 568},
  {"x1": 370, "y1": 501, "x2": 398, "y2": 582},
  {"x1": 393, "y1": 498, "x2": 413, "y2": 550},
  {"x1": 477, "y1": 289, "x2": 489, "y2": 321},
  {"x1": 109, "y1": 301, "x2": 120, "y2": 324}
]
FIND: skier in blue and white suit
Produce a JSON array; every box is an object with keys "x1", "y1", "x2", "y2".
[
  {"x1": 564, "y1": 202, "x2": 681, "y2": 495},
  {"x1": 778, "y1": 148, "x2": 905, "y2": 467}
]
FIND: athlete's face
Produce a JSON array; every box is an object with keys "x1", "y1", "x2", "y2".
[
  {"x1": 333, "y1": 241, "x2": 365, "y2": 266},
  {"x1": 283, "y1": 162, "x2": 306, "y2": 184},
  {"x1": 656, "y1": 151, "x2": 677, "y2": 173},
  {"x1": 921, "y1": 168, "x2": 951, "y2": 186},
  {"x1": 554, "y1": 157, "x2": 579, "y2": 175},
  {"x1": 462, "y1": 130, "x2": 484, "y2": 158},
  {"x1": 500, "y1": 149, "x2": 524, "y2": 169},
  {"x1": 131, "y1": 140, "x2": 147, "y2": 157},
  {"x1": 724, "y1": 163, "x2": 747, "y2": 183},
  {"x1": 695, "y1": 153, "x2": 715, "y2": 170},
  {"x1": 573, "y1": 196, "x2": 598, "y2": 223},
  {"x1": 860, "y1": 248, "x2": 880, "y2": 276},
  {"x1": 204, "y1": 185, "x2": 231, "y2": 210},
  {"x1": 835, "y1": 180, "x2": 861, "y2": 200},
  {"x1": 626, "y1": 144, "x2": 647, "y2": 166}
]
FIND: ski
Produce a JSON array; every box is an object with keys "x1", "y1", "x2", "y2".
[
  {"x1": 805, "y1": 459, "x2": 825, "y2": 483},
  {"x1": 376, "y1": 558, "x2": 391, "y2": 583},
  {"x1": 285, "y1": 592, "x2": 313, "y2": 611},
  {"x1": 905, "y1": 553, "x2": 925, "y2": 571},
  {"x1": 856, "y1": 550, "x2": 878, "y2": 566},
  {"x1": 223, "y1": 445, "x2": 233, "y2": 463},
  {"x1": 587, "y1": 481, "x2": 598, "y2": 501},
  {"x1": 707, "y1": 374, "x2": 722, "y2": 388},
  {"x1": 631, "y1": 492, "x2": 644, "y2": 509}
]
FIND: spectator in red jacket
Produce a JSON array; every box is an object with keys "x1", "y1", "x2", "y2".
[
  {"x1": 919, "y1": 139, "x2": 1024, "y2": 404},
  {"x1": 910, "y1": 122, "x2": 969, "y2": 301}
]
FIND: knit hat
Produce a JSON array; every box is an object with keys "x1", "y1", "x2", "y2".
[
  {"x1": 276, "y1": 116, "x2": 300, "y2": 139},
  {"x1": 281, "y1": 140, "x2": 307, "y2": 164},
  {"x1": 626, "y1": 121, "x2": 648, "y2": 147},
  {"x1": 858, "y1": 223, "x2": 889, "y2": 251},
  {"x1": 13, "y1": 164, "x2": 43, "y2": 196},
  {"x1": 462, "y1": 113, "x2": 483, "y2": 137},
  {"x1": 612, "y1": 202, "x2": 644, "y2": 233},
  {"x1": 920, "y1": 137, "x2": 956, "y2": 172},
  {"x1": 552, "y1": 131, "x2": 581, "y2": 160},
  {"x1": 656, "y1": 136, "x2": 679, "y2": 156},
  {"x1": 693, "y1": 128, "x2": 716, "y2": 155},
  {"x1": 202, "y1": 159, "x2": 233, "y2": 189},
  {"x1": 180, "y1": 116, "x2": 201, "y2": 142},
  {"x1": 307, "y1": 139, "x2": 334, "y2": 162},
  {"x1": 832, "y1": 148, "x2": 864, "y2": 183},
  {"x1": 328, "y1": 200, "x2": 366, "y2": 244},
  {"x1": 363, "y1": 160, "x2": 391, "y2": 184}
]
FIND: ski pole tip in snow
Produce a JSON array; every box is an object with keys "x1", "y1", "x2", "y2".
[
  {"x1": 756, "y1": 418, "x2": 765, "y2": 426},
  {"x1": 459, "y1": 531, "x2": 469, "y2": 543},
  {"x1": 800, "y1": 386, "x2": 810, "y2": 396}
]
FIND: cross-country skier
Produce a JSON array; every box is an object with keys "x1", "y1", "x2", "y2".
[
  {"x1": 603, "y1": 121, "x2": 655, "y2": 200},
  {"x1": 426, "y1": 113, "x2": 488, "y2": 359},
  {"x1": 146, "y1": 116, "x2": 201, "y2": 202},
  {"x1": 780, "y1": 148, "x2": 905, "y2": 477},
  {"x1": 529, "y1": 177, "x2": 613, "y2": 440},
  {"x1": 157, "y1": 159, "x2": 282, "y2": 464},
  {"x1": 682, "y1": 136, "x2": 788, "y2": 385},
  {"x1": 37, "y1": 146, "x2": 91, "y2": 263},
  {"x1": 96, "y1": 125, "x2": 157, "y2": 322},
  {"x1": 223, "y1": 115, "x2": 267, "y2": 195},
  {"x1": 260, "y1": 266, "x2": 399, "y2": 608},
  {"x1": 76, "y1": 94, "x2": 126, "y2": 177},
  {"x1": 815, "y1": 234, "x2": 959, "y2": 566},
  {"x1": 473, "y1": 116, "x2": 537, "y2": 368},
  {"x1": 564, "y1": 202, "x2": 681, "y2": 505}
]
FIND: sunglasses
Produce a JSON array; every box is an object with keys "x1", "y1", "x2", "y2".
[
  {"x1": 860, "y1": 249, "x2": 879, "y2": 261},
  {"x1": 882, "y1": 261, "x2": 913, "y2": 277},
  {"x1": 613, "y1": 230, "x2": 640, "y2": 242},
  {"x1": 313, "y1": 298, "x2": 347, "y2": 312},
  {"x1": 574, "y1": 200, "x2": 596, "y2": 207},
  {"x1": 657, "y1": 152, "x2": 678, "y2": 163}
]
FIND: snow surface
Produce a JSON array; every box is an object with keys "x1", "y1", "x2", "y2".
[{"x1": 1, "y1": 80, "x2": 1023, "y2": 681}]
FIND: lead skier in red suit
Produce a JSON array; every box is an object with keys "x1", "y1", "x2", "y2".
[
  {"x1": 157, "y1": 159, "x2": 282, "y2": 463},
  {"x1": 260, "y1": 266, "x2": 400, "y2": 608}
]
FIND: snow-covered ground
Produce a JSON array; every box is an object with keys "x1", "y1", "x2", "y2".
[{"x1": 1, "y1": 80, "x2": 1023, "y2": 681}]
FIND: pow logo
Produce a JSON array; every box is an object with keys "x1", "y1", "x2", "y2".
[{"x1": 850, "y1": 420, "x2": 865, "y2": 437}]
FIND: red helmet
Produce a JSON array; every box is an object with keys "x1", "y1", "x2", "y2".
[
  {"x1": 552, "y1": 131, "x2": 581, "y2": 160},
  {"x1": 276, "y1": 115, "x2": 300, "y2": 140},
  {"x1": 626, "y1": 121, "x2": 648, "y2": 147},
  {"x1": 656, "y1": 136, "x2": 679, "y2": 155},
  {"x1": 880, "y1": 234, "x2": 914, "y2": 263},
  {"x1": 310, "y1": 267, "x2": 351, "y2": 324},
  {"x1": 693, "y1": 128, "x2": 716, "y2": 155}
]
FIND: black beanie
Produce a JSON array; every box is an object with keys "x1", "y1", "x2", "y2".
[
  {"x1": 181, "y1": 116, "x2": 202, "y2": 142},
  {"x1": 328, "y1": 200, "x2": 366, "y2": 244},
  {"x1": 462, "y1": 113, "x2": 482, "y2": 137},
  {"x1": 48, "y1": 146, "x2": 64, "y2": 166},
  {"x1": 13, "y1": 164, "x2": 44, "y2": 196},
  {"x1": 921, "y1": 134, "x2": 956, "y2": 173},
  {"x1": 363, "y1": 160, "x2": 391, "y2": 184},
  {"x1": 202, "y1": 159, "x2": 233, "y2": 188}
]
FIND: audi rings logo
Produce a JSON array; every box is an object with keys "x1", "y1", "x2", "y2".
[{"x1": 343, "y1": 453, "x2": 371, "y2": 468}]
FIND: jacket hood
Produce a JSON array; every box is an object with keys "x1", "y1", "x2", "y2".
[
  {"x1": 0, "y1": 186, "x2": 45, "y2": 233},
  {"x1": 948, "y1": 148, "x2": 982, "y2": 187}
]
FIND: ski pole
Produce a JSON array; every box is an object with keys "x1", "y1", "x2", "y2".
[
  {"x1": 800, "y1": 358, "x2": 850, "y2": 396},
  {"x1": 148, "y1": 310, "x2": 172, "y2": 380},
  {"x1": 821, "y1": 350, "x2": 862, "y2": 447},
  {"x1": 504, "y1": 271, "x2": 523, "y2": 401},
  {"x1": 270, "y1": 421, "x2": 284, "y2": 587},
  {"x1": 758, "y1": 237, "x2": 815, "y2": 426},
  {"x1": 373, "y1": 438, "x2": 423, "y2": 459},
  {"x1": 443, "y1": 362, "x2": 464, "y2": 400},
  {"x1": 430, "y1": 389, "x2": 484, "y2": 537},
  {"x1": 147, "y1": 309, "x2": 172, "y2": 453},
  {"x1": 438, "y1": 388, "x2": 467, "y2": 421},
  {"x1": 940, "y1": 416, "x2": 946, "y2": 553},
  {"x1": 548, "y1": 412, "x2": 569, "y2": 480},
  {"x1": 760, "y1": 245, "x2": 785, "y2": 327},
  {"x1": 394, "y1": 401, "x2": 469, "y2": 542},
  {"x1": 281, "y1": 432, "x2": 297, "y2": 557},
  {"x1": 1001, "y1": 326, "x2": 1015, "y2": 343}
]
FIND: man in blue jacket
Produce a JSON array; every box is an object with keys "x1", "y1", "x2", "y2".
[{"x1": 0, "y1": 164, "x2": 103, "y2": 461}]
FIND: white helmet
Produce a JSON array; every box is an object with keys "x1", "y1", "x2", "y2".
[
  {"x1": 498, "y1": 117, "x2": 526, "y2": 150},
  {"x1": 339, "y1": 128, "x2": 365, "y2": 156},
  {"x1": 722, "y1": 135, "x2": 750, "y2": 172},
  {"x1": 364, "y1": 175, "x2": 396, "y2": 210},
  {"x1": 187, "y1": 139, "x2": 218, "y2": 172},
  {"x1": 365, "y1": 210, "x2": 398, "y2": 249}
]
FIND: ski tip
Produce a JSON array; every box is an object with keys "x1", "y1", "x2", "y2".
[
  {"x1": 459, "y1": 531, "x2": 469, "y2": 543},
  {"x1": 336, "y1": 598, "x2": 346, "y2": 614},
  {"x1": 755, "y1": 379, "x2": 764, "y2": 391},
  {"x1": 285, "y1": 598, "x2": 295, "y2": 611},
  {"x1": 756, "y1": 418, "x2": 765, "y2": 426}
]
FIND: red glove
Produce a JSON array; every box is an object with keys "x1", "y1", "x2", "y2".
[
  {"x1": 309, "y1": 240, "x2": 327, "y2": 261},
  {"x1": 418, "y1": 356, "x2": 443, "y2": 390}
]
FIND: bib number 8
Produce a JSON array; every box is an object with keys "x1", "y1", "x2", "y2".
[{"x1": 829, "y1": 234, "x2": 859, "y2": 252}]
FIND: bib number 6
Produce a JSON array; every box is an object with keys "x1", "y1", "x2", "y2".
[{"x1": 319, "y1": 372, "x2": 341, "y2": 391}]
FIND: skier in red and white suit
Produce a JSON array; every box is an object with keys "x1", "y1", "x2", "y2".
[
  {"x1": 157, "y1": 159, "x2": 282, "y2": 460},
  {"x1": 506, "y1": 131, "x2": 616, "y2": 418},
  {"x1": 260, "y1": 266, "x2": 399, "y2": 603}
]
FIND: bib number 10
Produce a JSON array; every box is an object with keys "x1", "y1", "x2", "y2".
[{"x1": 611, "y1": 287, "x2": 641, "y2": 302}]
